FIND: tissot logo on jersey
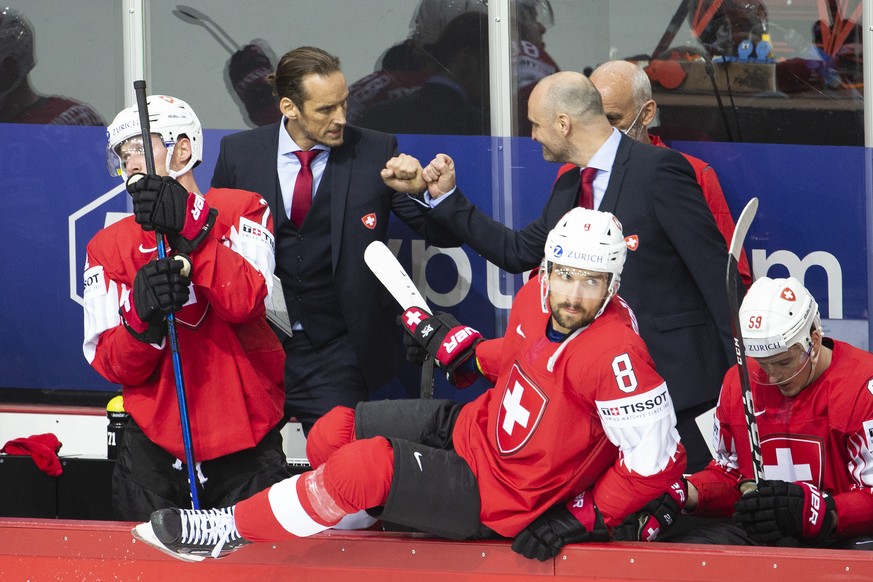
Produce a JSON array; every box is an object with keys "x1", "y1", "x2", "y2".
[
  {"x1": 240, "y1": 217, "x2": 275, "y2": 252},
  {"x1": 597, "y1": 385, "x2": 672, "y2": 426},
  {"x1": 863, "y1": 419, "x2": 873, "y2": 451},
  {"x1": 83, "y1": 265, "x2": 107, "y2": 300}
]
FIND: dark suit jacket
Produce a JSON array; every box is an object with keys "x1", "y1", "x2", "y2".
[
  {"x1": 428, "y1": 133, "x2": 737, "y2": 412},
  {"x1": 211, "y1": 122, "x2": 460, "y2": 390}
]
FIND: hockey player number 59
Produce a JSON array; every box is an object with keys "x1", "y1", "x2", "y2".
[{"x1": 612, "y1": 353, "x2": 638, "y2": 393}]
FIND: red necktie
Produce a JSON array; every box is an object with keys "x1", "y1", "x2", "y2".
[
  {"x1": 578, "y1": 166, "x2": 597, "y2": 209},
  {"x1": 291, "y1": 149, "x2": 319, "y2": 227}
]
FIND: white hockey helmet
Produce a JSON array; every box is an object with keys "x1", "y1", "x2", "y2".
[
  {"x1": 106, "y1": 94, "x2": 202, "y2": 180},
  {"x1": 541, "y1": 207, "x2": 628, "y2": 318},
  {"x1": 739, "y1": 276, "x2": 821, "y2": 358},
  {"x1": 0, "y1": 7, "x2": 35, "y2": 107}
]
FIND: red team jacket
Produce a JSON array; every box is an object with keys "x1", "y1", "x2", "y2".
[
  {"x1": 454, "y1": 279, "x2": 686, "y2": 537},
  {"x1": 83, "y1": 188, "x2": 284, "y2": 462},
  {"x1": 689, "y1": 339, "x2": 873, "y2": 537}
]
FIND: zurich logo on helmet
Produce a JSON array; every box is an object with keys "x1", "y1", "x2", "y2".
[{"x1": 552, "y1": 244, "x2": 563, "y2": 258}]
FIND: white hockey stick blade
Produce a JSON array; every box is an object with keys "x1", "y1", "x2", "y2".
[
  {"x1": 364, "y1": 241, "x2": 431, "y2": 313},
  {"x1": 729, "y1": 197, "x2": 758, "y2": 262}
]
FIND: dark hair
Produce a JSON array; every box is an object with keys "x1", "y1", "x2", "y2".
[{"x1": 268, "y1": 46, "x2": 342, "y2": 107}]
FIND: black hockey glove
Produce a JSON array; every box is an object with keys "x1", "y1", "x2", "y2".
[
  {"x1": 121, "y1": 255, "x2": 191, "y2": 343},
  {"x1": 126, "y1": 173, "x2": 217, "y2": 254},
  {"x1": 228, "y1": 42, "x2": 281, "y2": 126},
  {"x1": 398, "y1": 307, "x2": 482, "y2": 388},
  {"x1": 733, "y1": 479, "x2": 836, "y2": 545},
  {"x1": 512, "y1": 493, "x2": 608, "y2": 561},
  {"x1": 612, "y1": 479, "x2": 687, "y2": 541},
  {"x1": 397, "y1": 318, "x2": 430, "y2": 364}
]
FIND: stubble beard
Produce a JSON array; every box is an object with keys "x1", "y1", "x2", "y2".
[{"x1": 550, "y1": 298, "x2": 596, "y2": 333}]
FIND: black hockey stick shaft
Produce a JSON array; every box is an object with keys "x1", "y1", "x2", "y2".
[
  {"x1": 726, "y1": 197, "x2": 764, "y2": 485},
  {"x1": 173, "y1": 5, "x2": 240, "y2": 54},
  {"x1": 420, "y1": 355, "x2": 435, "y2": 399},
  {"x1": 133, "y1": 81, "x2": 201, "y2": 509}
]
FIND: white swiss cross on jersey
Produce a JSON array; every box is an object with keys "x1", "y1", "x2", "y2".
[
  {"x1": 496, "y1": 363, "x2": 548, "y2": 455},
  {"x1": 761, "y1": 435, "x2": 823, "y2": 487}
]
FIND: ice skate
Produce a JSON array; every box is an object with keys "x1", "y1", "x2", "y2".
[{"x1": 132, "y1": 506, "x2": 250, "y2": 562}]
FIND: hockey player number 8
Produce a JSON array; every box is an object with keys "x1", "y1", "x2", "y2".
[{"x1": 611, "y1": 353, "x2": 638, "y2": 393}]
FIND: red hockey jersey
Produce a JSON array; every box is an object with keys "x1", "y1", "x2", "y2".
[
  {"x1": 83, "y1": 188, "x2": 284, "y2": 462},
  {"x1": 689, "y1": 339, "x2": 873, "y2": 537},
  {"x1": 454, "y1": 279, "x2": 685, "y2": 537}
]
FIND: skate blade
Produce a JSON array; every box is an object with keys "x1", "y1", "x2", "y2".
[{"x1": 131, "y1": 522, "x2": 205, "y2": 563}]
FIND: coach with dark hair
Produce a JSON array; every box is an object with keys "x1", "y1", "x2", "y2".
[{"x1": 212, "y1": 46, "x2": 459, "y2": 434}]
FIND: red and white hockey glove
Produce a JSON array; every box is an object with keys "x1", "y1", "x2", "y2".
[
  {"x1": 612, "y1": 478, "x2": 687, "y2": 541},
  {"x1": 733, "y1": 480, "x2": 836, "y2": 544},
  {"x1": 126, "y1": 174, "x2": 217, "y2": 254},
  {"x1": 121, "y1": 255, "x2": 191, "y2": 343},
  {"x1": 400, "y1": 307, "x2": 482, "y2": 388},
  {"x1": 512, "y1": 490, "x2": 608, "y2": 561}
]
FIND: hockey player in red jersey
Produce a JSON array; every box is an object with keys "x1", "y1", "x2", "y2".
[
  {"x1": 663, "y1": 276, "x2": 873, "y2": 549},
  {"x1": 83, "y1": 95, "x2": 290, "y2": 520},
  {"x1": 131, "y1": 207, "x2": 685, "y2": 562}
]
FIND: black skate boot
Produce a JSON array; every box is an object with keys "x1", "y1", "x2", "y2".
[{"x1": 132, "y1": 506, "x2": 250, "y2": 562}]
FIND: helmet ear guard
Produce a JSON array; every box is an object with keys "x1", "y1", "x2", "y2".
[
  {"x1": 739, "y1": 276, "x2": 821, "y2": 358},
  {"x1": 106, "y1": 95, "x2": 203, "y2": 179}
]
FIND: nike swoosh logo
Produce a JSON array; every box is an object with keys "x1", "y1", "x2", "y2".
[
  {"x1": 516, "y1": 324, "x2": 525, "y2": 338},
  {"x1": 413, "y1": 451, "x2": 423, "y2": 471},
  {"x1": 139, "y1": 244, "x2": 157, "y2": 253},
  {"x1": 753, "y1": 409, "x2": 766, "y2": 417}
]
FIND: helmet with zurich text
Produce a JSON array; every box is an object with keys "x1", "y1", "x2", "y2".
[
  {"x1": 739, "y1": 276, "x2": 821, "y2": 358},
  {"x1": 541, "y1": 207, "x2": 627, "y2": 318},
  {"x1": 106, "y1": 95, "x2": 202, "y2": 180}
]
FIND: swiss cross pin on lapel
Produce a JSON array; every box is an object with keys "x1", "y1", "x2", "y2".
[{"x1": 361, "y1": 213, "x2": 377, "y2": 229}]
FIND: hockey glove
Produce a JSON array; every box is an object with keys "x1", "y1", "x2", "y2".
[
  {"x1": 733, "y1": 479, "x2": 836, "y2": 544},
  {"x1": 398, "y1": 319, "x2": 429, "y2": 364},
  {"x1": 126, "y1": 173, "x2": 217, "y2": 254},
  {"x1": 612, "y1": 479, "x2": 687, "y2": 541},
  {"x1": 121, "y1": 255, "x2": 191, "y2": 343},
  {"x1": 512, "y1": 491, "x2": 608, "y2": 561},
  {"x1": 399, "y1": 307, "x2": 482, "y2": 388}
]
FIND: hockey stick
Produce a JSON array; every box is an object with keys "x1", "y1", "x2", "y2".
[
  {"x1": 173, "y1": 5, "x2": 240, "y2": 54},
  {"x1": 133, "y1": 81, "x2": 201, "y2": 509},
  {"x1": 726, "y1": 197, "x2": 763, "y2": 487},
  {"x1": 363, "y1": 241, "x2": 435, "y2": 399}
]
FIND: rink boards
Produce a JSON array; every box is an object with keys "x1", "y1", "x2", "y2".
[{"x1": 2, "y1": 518, "x2": 873, "y2": 581}]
